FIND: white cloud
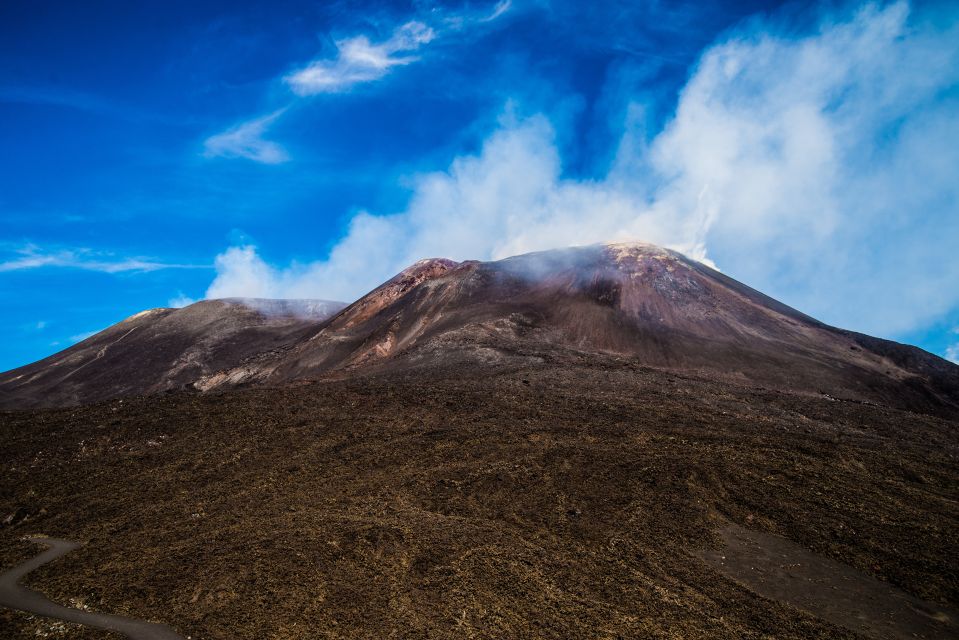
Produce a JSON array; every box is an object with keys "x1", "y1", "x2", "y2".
[
  {"x1": 203, "y1": 110, "x2": 289, "y2": 164},
  {"x1": 203, "y1": 116, "x2": 716, "y2": 303},
  {"x1": 285, "y1": 0, "x2": 512, "y2": 96},
  {"x1": 35, "y1": 320, "x2": 47, "y2": 330},
  {"x1": 647, "y1": 1, "x2": 959, "y2": 336},
  {"x1": 0, "y1": 245, "x2": 205, "y2": 273},
  {"x1": 204, "y1": 2, "x2": 959, "y2": 340},
  {"x1": 206, "y1": 246, "x2": 284, "y2": 299},
  {"x1": 481, "y1": 1, "x2": 512, "y2": 23},
  {"x1": 286, "y1": 21, "x2": 435, "y2": 95},
  {"x1": 168, "y1": 293, "x2": 196, "y2": 308}
]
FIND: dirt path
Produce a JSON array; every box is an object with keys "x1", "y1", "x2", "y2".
[
  {"x1": 0, "y1": 536, "x2": 183, "y2": 640},
  {"x1": 701, "y1": 524, "x2": 958, "y2": 640}
]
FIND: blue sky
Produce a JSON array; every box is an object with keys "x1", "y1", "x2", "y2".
[{"x1": 1, "y1": 0, "x2": 958, "y2": 372}]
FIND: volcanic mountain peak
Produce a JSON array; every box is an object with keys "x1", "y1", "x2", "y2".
[
  {"x1": 392, "y1": 257, "x2": 463, "y2": 289},
  {"x1": 605, "y1": 239, "x2": 674, "y2": 254},
  {"x1": 123, "y1": 307, "x2": 169, "y2": 322},
  {"x1": 491, "y1": 241, "x2": 687, "y2": 279},
  {"x1": 2, "y1": 243, "x2": 957, "y2": 416},
  {"x1": 323, "y1": 257, "x2": 462, "y2": 332},
  {"x1": 271, "y1": 242, "x2": 958, "y2": 417},
  {"x1": 604, "y1": 241, "x2": 685, "y2": 268},
  {"x1": 406, "y1": 257, "x2": 461, "y2": 271}
]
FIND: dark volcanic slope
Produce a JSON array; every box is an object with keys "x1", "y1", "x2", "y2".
[
  {"x1": 261, "y1": 243, "x2": 959, "y2": 417},
  {"x1": 3, "y1": 243, "x2": 957, "y2": 415},
  {"x1": 0, "y1": 299, "x2": 344, "y2": 408}
]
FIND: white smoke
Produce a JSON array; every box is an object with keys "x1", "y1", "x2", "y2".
[{"x1": 205, "y1": 2, "x2": 959, "y2": 338}]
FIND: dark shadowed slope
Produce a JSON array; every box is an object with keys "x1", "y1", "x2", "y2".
[
  {"x1": 701, "y1": 524, "x2": 959, "y2": 640},
  {"x1": 0, "y1": 299, "x2": 344, "y2": 408}
]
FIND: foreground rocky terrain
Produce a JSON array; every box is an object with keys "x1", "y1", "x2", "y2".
[{"x1": 0, "y1": 360, "x2": 957, "y2": 639}]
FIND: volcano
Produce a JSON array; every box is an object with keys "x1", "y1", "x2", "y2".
[
  {"x1": 2, "y1": 243, "x2": 958, "y2": 640},
  {"x1": 3, "y1": 242, "x2": 956, "y2": 415}
]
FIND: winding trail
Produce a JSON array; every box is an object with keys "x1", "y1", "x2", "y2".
[{"x1": 0, "y1": 536, "x2": 184, "y2": 640}]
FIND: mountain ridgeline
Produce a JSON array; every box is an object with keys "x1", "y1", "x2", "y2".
[{"x1": 2, "y1": 243, "x2": 957, "y2": 415}]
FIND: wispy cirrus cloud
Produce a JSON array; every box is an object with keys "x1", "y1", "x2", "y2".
[
  {"x1": 481, "y1": 1, "x2": 512, "y2": 23},
  {"x1": 285, "y1": 21, "x2": 436, "y2": 95},
  {"x1": 203, "y1": 1, "x2": 511, "y2": 164},
  {"x1": 0, "y1": 245, "x2": 206, "y2": 274},
  {"x1": 202, "y1": 109, "x2": 289, "y2": 164},
  {"x1": 285, "y1": 1, "x2": 513, "y2": 96}
]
